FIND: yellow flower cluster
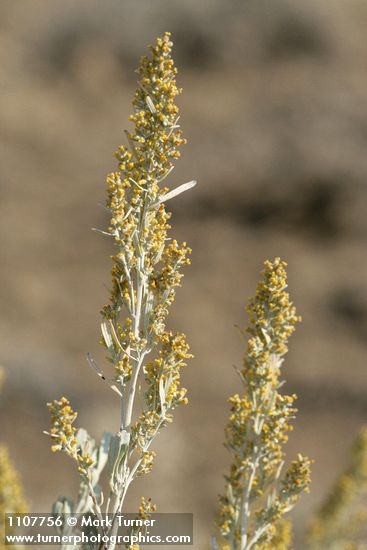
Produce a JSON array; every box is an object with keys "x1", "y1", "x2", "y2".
[
  {"x1": 138, "y1": 496, "x2": 157, "y2": 518},
  {"x1": 136, "y1": 451, "x2": 156, "y2": 477},
  {"x1": 144, "y1": 332, "x2": 191, "y2": 408},
  {"x1": 47, "y1": 397, "x2": 94, "y2": 477},
  {"x1": 47, "y1": 396, "x2": 77, "y2": 453},
  {"x1": 131, "y1": 410, "x2": 161, "y2": 450},
  {"x1": 309, "y1": 427, "x2": 367, "y2": 549},
  {"x1": 255, "y1": 519, "x2": 293, "y2": 550},
  {"x1": 126, "y1": 497, "x2": 157, "y2": 550},
  {"x1": 0, "y1": 445, "x2": 27, "y2": 549},
  {"x1": 102, "y1": 32, "x2": 191, "y2": 372},
  {"x1": 245, "y1": 258, "x2": 300, "y2": 385},
  {"x1": 217, "y1": 259, "x2": 311, "y2": 549},
  {"x1": 282, "y1": 454, "x2": 312, "y2": 498},
  {"x1": 129, "y1": 332, "x2": 191, "y2": 477}
]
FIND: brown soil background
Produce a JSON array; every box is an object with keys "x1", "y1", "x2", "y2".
[{"x1": 1, "y1": 1, "x2": 367, "y2": 547}]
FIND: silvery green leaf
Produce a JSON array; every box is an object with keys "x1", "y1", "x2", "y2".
[
  {"x1": 233, "y1": 364, "x2": 245, "y2": 385},
  {"x1": 159, "y1": 377, "x2": 166, "y2": 418},
  {"x1": 275, "y1": 460, "x2": 284, "y2": 481},
  {"x1": 107, "y1": 430, "x2": 130, "y2": 488},
  {"x1": 76, "y1": 428, "x2": 90, "y2": 450},
  {"x1": 107, "y1": 435, "x2": 121, "y2": 475},
  {"x1": 75, "y1": 482, "x2": 93, "y2": 514},
  {"x1": 101, "y1": 321, "x2": 113, "y2": 350},
  {"x1": 52, "y1": 496, "x2": 74, "y2": 515},
  {"x1": 91, "y1": 227, "x2": 112, "y2": 237},
  {"x1": 86, "y1": 353, "x2": 123, "y2": 397},
  {"x1": 145, "y1": 95, "x2": 156, "y2": 114},
  {"x1": 90, "y1": 432, "x2": 113, "y2": 487},
  {"x1": 97, "y1": 432, "x2": 112, "y2": 473},
  {"x1": 52, "y1": 497, "x2": 74, "y2": 534},
  {"x1": 144, "y1": 292, "x2": 155, "y2": 328},
  {"x1": 93, "y1": 483, "x2": 103, "y2": 505},
  {"x1": 266, "y1": 491, "x2": 275, "y2": 508},
  {"x1": 260, "y1": 327, "x2": 271, "y2": 345},
  {"x1": 156, "y1": 180, "x2": 196, "y2": 206},
  {"x1": 269, "y1": 391, "x2": 276, "y2": 410}
]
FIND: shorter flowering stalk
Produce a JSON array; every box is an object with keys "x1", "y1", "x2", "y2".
[
  {"x1": 47, "y1": 398, "x2": 95, "y2": 477},
  {"x1": 308, "y1": 426, "x2": 367, "y2": 550},
  {"x1": 125, "y1": 496, "x2": 157, "y2": 550},
  {"x1": 215, "y1": 258, "x2": 312, "y2": 550},
  {"x1": 256, "y1": 520, "x2": 293, "y2": 550}
]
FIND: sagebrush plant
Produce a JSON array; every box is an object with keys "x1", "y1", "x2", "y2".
[
  {"x1": 46, "y1": 32, "x2": 195, "y2": 549},
  {"x1": 4, "y1": 30, "x2": 360, "y2": 550},
  {"x1": 213, "y1": 259, "x2": 312, "y2": 550}
]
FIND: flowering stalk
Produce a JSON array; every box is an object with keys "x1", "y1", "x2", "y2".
[
  {"x1": 0, "y1": 446, "x2": 28, "y2": 550},
  {"x1": 308, "y1": 426, "x2": 367, "y2": 550},
  {"x1": 215, "y1": 259, "x2": 312, "y2": 550},
  {"x1": 0, "y1": 370, "x2": 27, "y2": 550},
  {"x1": 46, "y1": 32, "x2": 194, "y2": 550}
]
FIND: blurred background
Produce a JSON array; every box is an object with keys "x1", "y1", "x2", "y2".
[{"x1": 1, "y1": 0, "x2": 367, "y2": 546}]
